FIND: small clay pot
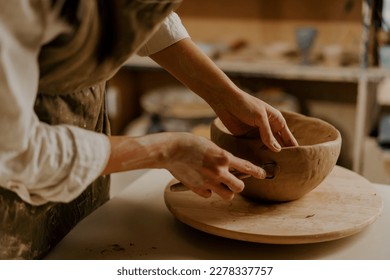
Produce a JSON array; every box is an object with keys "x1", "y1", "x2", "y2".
[{"x1": 210, "y1": 111, "x2": 342, "y2": 202}]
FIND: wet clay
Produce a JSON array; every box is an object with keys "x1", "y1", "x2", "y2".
[{"x1": 210, "y1": 111, "x2": 342, "y2": 202}]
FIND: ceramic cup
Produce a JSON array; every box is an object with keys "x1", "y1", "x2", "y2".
[{"x1": 295, "y1": 27, "x2": 318, "y2": 65}]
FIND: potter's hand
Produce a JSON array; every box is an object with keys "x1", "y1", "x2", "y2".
[
  {"x1": 165, "y1": 133, "x2": 266, "y2": 200},
  {"x1": 214, "y1": 91, "x2": 299, "y2": 152}
]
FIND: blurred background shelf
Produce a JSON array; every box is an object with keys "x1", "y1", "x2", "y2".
[{"x1": 126, "y1": 55, "x2": 387, "y2": 82}]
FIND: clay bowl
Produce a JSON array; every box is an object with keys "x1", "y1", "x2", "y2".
[{"x1": 210, "y1": 111, "x2": 342, "y2": 202}]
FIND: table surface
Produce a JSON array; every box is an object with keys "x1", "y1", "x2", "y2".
[{"x1": 45, "y1": 169, "x2": 390, "y2": 260}]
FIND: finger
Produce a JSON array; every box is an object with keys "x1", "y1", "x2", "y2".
[
  {"x1": 209, "y1": 181, "x2": 236, "y2": 201},
  {"x1": 229, "y1": 155, "x2": 267, "y2": 180},
  {"x1": 278, "y1": 125, "x2": 299, "y2": 147},
  {"x1": 255, "y1": 113, "x2": 282, "y2": 152},
  {"x1": 219, "y1": 170, "x2": 245, "y2": 193},
  {"x1": 191, "y1": 187, "x2": 212, "y2": 198},
  {"x1": 268, "y1": 109, "x2": 298, "y2": 147},
  {"x1": 274, "y1": 131, "x2": 286, "y2": 147}
]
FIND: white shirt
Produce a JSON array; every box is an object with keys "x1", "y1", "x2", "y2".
[{"x1": 0, "y1": 1, "x2": 189, "y2": 205}]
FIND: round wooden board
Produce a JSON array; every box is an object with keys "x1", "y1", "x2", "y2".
[{"x1": 164, "y1": 166, "x2": 383, "y2": 244}]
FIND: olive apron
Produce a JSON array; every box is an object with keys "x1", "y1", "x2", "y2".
[{"x1": 0, "y1": 0, "x2": 182, "y2": 259}]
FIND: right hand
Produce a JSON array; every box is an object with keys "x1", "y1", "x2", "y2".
[{"x1": 163, "y1": 132, "x2": 266, "y2": 200}]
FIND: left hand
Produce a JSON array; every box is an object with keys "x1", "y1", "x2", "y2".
[{"x1": 213, "y1": 89, "x2": 299, "y2": 152}]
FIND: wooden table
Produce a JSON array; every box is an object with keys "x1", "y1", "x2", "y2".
[{"x1": 45, "y1": 169, "x2": 390, "y2": 260}]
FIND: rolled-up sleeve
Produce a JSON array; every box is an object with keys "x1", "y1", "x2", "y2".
[
  {"x1": 137, "y1": 12, "x2": 189, "y2": 56},
  {"x1": 0, "y1": 1, "x2": 110, "y2": 205}
]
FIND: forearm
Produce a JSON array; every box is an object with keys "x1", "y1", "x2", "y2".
[
  {"x1": 149, "y1": 38, "x2": 257, "y2": 137},
  {"x1": 149, "y1": 38, "x2": 241, "y2": 110}
]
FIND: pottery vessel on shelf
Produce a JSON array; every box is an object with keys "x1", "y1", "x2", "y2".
[{"x1": 210, "y1": 111, "x2": 342, "y2": 202}]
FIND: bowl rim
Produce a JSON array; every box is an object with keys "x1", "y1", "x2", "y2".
[{"x1": 211, "y1": 111, "x2": 342, "y2": 150}]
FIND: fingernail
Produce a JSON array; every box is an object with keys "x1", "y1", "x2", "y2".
[
  {"x1": 289, "y1": 138, "x2": 299, "y2": 146},
  {"x1": 252, "y1": 168, "x2": 266, "y2": 179},
  {"x1": 260, "y1": 168, "x2": 267, "y2": 179},
  {"x1": 273, "y1": 140, "x2": 281, "y2": 151}
]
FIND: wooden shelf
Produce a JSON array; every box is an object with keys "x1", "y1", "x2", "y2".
[{"x1": 125, "y1": 55, "x2": 387, "y2": 83}]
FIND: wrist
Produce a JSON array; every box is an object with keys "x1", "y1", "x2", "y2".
[{"x1": 102, "y1": 133, "x2": 175, "y2": 174}]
